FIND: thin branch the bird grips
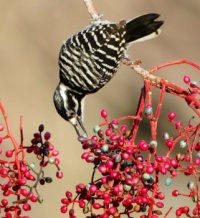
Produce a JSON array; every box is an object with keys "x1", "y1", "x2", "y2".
[{"x1": 83, "y1": 0, "x2": 103, "y2": 23}]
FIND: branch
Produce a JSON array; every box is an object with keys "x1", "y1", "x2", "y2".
[
  {"x1": 122, "y1": 59, "x2": 200, "y2": 117},
  {"x1": 83, "y1": 0, "x2": 103, "y2": 22}
]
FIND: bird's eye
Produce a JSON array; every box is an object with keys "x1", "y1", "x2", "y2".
[{"x1": 68, "y1": 111, "x2": 75, "y2": 118}]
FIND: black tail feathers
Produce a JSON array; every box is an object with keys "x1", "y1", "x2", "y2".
[{"x1": 126, "y1": 13, "x2": 164, "y2": 43}]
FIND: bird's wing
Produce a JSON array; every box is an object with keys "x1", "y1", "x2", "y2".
[{"x1": 59, "y1": 22, "x2": 126, "y2": 92}]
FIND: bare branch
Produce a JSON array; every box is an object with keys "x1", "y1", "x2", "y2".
[{"x1": 83, "y1": 0, "x2": 103, "y2": 22}]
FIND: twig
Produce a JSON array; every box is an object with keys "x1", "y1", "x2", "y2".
[
  {"x1": 122, "y1": 62, "x2": 200, "y2": 116},
  {"x1": 83, "y1": 0, "x2": 103, "y2": 22},
  {"x1": 150, "y1": 59, "x2": 200, "y2": 73}
]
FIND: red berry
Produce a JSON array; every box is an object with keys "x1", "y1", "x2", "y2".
[
  {"x1": 166, "y1": 139, "x2": 174, "y2": 148},
  {"x1": 3, "y1": 190, "x2": 11, "y2": 196},
  {"x1": 138, "y1": 140, "x2": 149, "y2": 151},
  {"x1": 5, "y1": 150, "x2": 13, "y2": 158},
  {"x1": 172, "y1": 190, "x2": 179, "y2": 196},
  {"x1": 44, "y1": 132, "x2": 51, "y2": 140},
  {"x1": 29, "y1": 194, "x2": 38, "y2": 202},
  {"x1": 101, "y1": 109, "x2": 108, "y2": 118},
  {"x1": 158, "y1": 165, "x2": 167, "y2": 175},
  {"x1": 89, "y1": 185, "x2": 97, "y2": 193},
  {"x1": 21, "y1": 188, "x2": 29, "y2": 197},
  {"x1": 78, "y1": 200, "x2": 85, "y2": 208},
  {"x1": 0, "y1": 123, "x2": 4, "y2": 131},
  {"x1": 194, "y1": 158, "x2": 200, "y2": 165},
  {"x1": 183, "y1": 75, "x2": 191, "y2": 83},
  {"x1": 76, "y1": 184, "x2": 86, "y2": 193},
  {"x1": 109, "y1": 171, "x2": 118, "y2": 179},
  {"x1": 54, "y1": 157, "x2": 60, "y2": 164},
  {"x1": 121, "y1": 152, "x2": 130, "y2": 160},
  {"x1": 132, "y1": 176, "x2": 139, "y2": 185},
  {"x1": 33, "y1": 146, "x2": 41, "y2": 155},
  {"x1": 182, "y1": 206, "x2": 189, "y2": 213},
  {"x1": 18, "y1": 178, "x2": 27, "y2": 185},
  {"x1": 33, "y1": 133, "x2": 40, "y2": 139},
  {"x1": 103, "y1": 199, "x2": 110, "y2": 206},
  {"x1": 107, "y1": 206, "x2": 117, "y2": 215},
  {"x1": 176, "y1": 208, "x2": 183, "y2": 216},
  {"x1": 48, "y1": 144, "x2": 54, "y2": 150},
  {"x1": 98, "y1": 163, "x2": 107, "y2": 174},
  {"x1": 111, "y1": 119, "x2": 118, "y2": 127},
  {"x1": 1, "y1": 199, "x2": 8, "y2": 206},
  {"x1": 106, "y1": 160, "x2": 114, "y2": 168},
  {"x1": 60, "y1": 205, "x2": 68, "y2": 213},
  {"x1": 175, "y1": 120, "x2": 182, "y2": 128},
  {"x1": 5, "y1": 213, "x2": 12, "y2": 218},
  {"x1": 61, "y1": 198, "x2": 69, "y2": 205},
  {"x1": 52, "y1": 149, "x2": 59, "y2": 156},
  {"x1": 69, "y1": 208, "x2": 74, "y2": 216},
  {"x1": 110, "y1": 133, "x2": 117, "y2": 141},
  {"x1": 140, "y1": 187, "x2": 148, "y2": 195},
  {"x1": 171, "y1": 170, "x2": 178, "y2": 177},
  {"x1": 126, "y1": 147, "x2": 134, "y2": 154},
  {"x1": 105, "y1": 128, "x2": 112, "y2": 136},
  {"x1": 26, "y1": 146, "x2": 34, "y2": 153},
  {"x1": 156, "y1": 192, "x2": 165, "y2": 200},
  {"x1": 170, "y1": 158, "x2": 178, "y2": 168},
  {"x1": 56, "y1": 171, "x2": 63, "y2": 179},
  {"x1": 146, "y1": 165, "x2": 154, "y2": 174},
  {"x1": 168, "y1": 112, "x2": 176, "y2": 120},
  {"x1": 65, "y1": 191, "x2": 73, "y2": 199},
  {"x1": 156, "y1": 201, "x2": 164, "y2": 208},
  {"x1": 125, "y1": 178, "x2": 133, "y2": 186},
  {"x1": 93, "y1": 203, "x2": 101, "y2": 209},
  {"x1": 22, "y1": 203, "x2": 31, "y2": 211},
  {"x1": 0, "y1": 168, "x2": 8, "y2": 177},
  {"x1": 101, "y1": 213, "x2": 109, "y2": 218},
  {"x1": 113, "y1": 186, "x2": 120, "y2": 194},
  {"x1": 81, "y1": 152, "x2": 90, "y2": 159},
  {"x1": 102, "y1": 193, "x2": 110, "y2": 199},
  {"x1": 121, "y1": 125, "x2": 128, "y2": 132}
]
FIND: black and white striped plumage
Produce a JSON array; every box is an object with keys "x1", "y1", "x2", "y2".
[{"x1": 54, "y1": 13, "x2": 163, "y2": 135}]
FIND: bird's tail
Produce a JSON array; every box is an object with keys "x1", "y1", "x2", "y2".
[{"x1": 126, "y1": 13, "x2": 164, "y2": 44}]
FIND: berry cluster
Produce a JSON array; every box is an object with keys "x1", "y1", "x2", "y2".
[
  {"x1": 0, "y1": 102, "x2": 63, "y2": 218},
  {"x1": 60, "y1": 70, "x2": 199, "y2": 217}
]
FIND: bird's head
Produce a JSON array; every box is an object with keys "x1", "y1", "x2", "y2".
[{"x1": 53, "y1": 83, "x2": 87, "y2": 136}]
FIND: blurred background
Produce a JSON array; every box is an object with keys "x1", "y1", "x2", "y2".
[{"x1": 0, "y1": 0, "x2": 200, "y2": 217}]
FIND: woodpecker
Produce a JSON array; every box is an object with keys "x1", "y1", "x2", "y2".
[{"x1": 53, "y1": 13, "x2": 163, "y2": 136}]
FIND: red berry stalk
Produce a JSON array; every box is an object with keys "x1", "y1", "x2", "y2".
[
  {"x1": 0, "y1": 101, "x2": 63, "y2": 218},
  {"x1": 60, "y1": 59, "x2": 200, "y2": 217}
]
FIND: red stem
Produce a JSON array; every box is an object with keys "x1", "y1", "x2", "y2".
[
  {"x1": 150, "y1": 59, "x2": 200, "y2": 73},
  {"x1": 0, "y1": 101, "x2": 21, "y2": 179}
]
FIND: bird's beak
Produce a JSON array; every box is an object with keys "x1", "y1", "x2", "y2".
[
  {"x1": 69, "y1": 117, "x2": 87, "y2": 136},
  {"x1": 77, "y1": 116, "x2": 88, "y2": 136}
]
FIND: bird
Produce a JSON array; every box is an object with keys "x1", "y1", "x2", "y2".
[{"x1": 53, "y1": 13, "x2": 164, "y2": 136}]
